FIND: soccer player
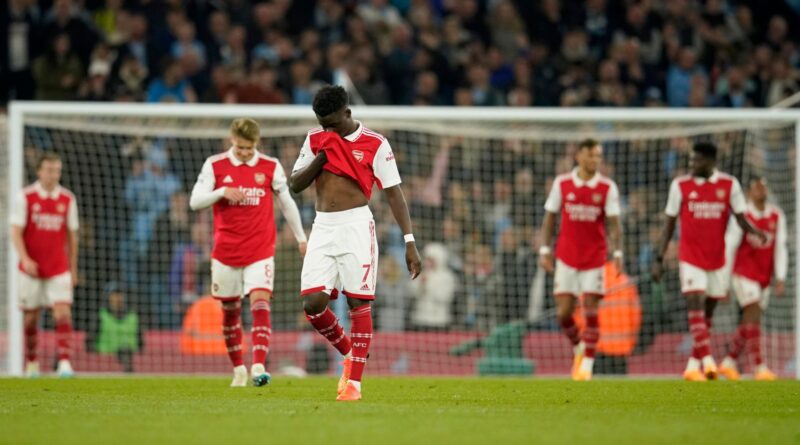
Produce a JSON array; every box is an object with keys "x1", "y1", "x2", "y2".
[
  {"x1": 190, "y1": 118, "x2": 307, "y2": 387},
  {"x1": 290, "y1": 85, "x2": 422, "y2": 401},
  {"x1": 540, "y1": 138, "x2": 623, "y2": 381},
  {"x1": 652, "y1": 142, "x2": 766, "y2": 381},
  {"x1": 719, "y1": 176, "x2": 787, "y2": 381},
  {"x1": 11, "y1": 152, "x2": 79, "y2": 378}
]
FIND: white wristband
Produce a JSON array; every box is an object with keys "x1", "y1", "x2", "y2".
[
  {"x1": 404, "y1": 234, "x2": 415, "y2": 243},
  {"x1": 613, "y1": 250, "x2": 623, "y2": 259},
  {"x1": 539, "y1": 246, "x2": 551, "y2": 255}
]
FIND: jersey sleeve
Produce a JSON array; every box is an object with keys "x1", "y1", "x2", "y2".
[
  {"x1": 543, "y1": 179, "x2": 562, "y2": 213},
  {"x1": 729, "y1": 178, "x2": 746, "y2": 214},
  {"x1": 271, "y1": 162, "x2": 289, "y2": 193},
  {"x1": 292, "y1": 134, "x2": 316, "y2": 173},
  {"x1": 189, "y1": 158, "x2": 224, "y2": 210},
  {"x1": 373, "y1": 139, "x2": 402, "y2": 189},
  {"x1": 724, "y1": 215, "x2": 743, "y2": 276},
  {"x1": 605, "y1": 181, "x2": 621, "y2": 217},
  {"x1": 67, "y1": 195, "x2": 80, "y2": 231},
  {"x1": 664, "y1": 179, "x2": 682, "y2": 217},
  {"x1": 9, "y1": 191, "x2": 27, "y2": 227},
  {"x1": 775, "y1": 208, "x2": 788, "y2": 281}
]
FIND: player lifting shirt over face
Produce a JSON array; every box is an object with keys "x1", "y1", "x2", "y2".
[{"x1": 290, "y1": 85, "x2": 422, "y2": 401}]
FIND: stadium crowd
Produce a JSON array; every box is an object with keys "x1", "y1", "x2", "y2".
[{"x1": 4, "y1": 0, "x2": 800, "y2": 108}]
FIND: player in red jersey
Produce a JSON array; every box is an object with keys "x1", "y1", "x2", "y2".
[
  {"x1": 540, "y1": 139, "x2": 623, "y2": 381},
  {"x1": 190, "y1": 118, "x2": 307, "y2": 387},
  {"x1": 10, "y1": 152, "x2": 80, "y2": 378},
  {"x1": 652, "y1": 142, "x2": 766, "y2": 381},
  {"x1": 290, "y1": 86, "x2": 421, "y2": 401},
  {"x1": 719, "y1": 176, "x2": 787, "y2": 381}
]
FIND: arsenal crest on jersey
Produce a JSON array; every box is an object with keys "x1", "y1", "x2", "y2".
[
  {"x1": 57, "y1": 203, "x2": 66, "y2": 213},
  {"x1": 352, "y1": 150, "x2": 364, "y2": 162},
  {"x1": 716, "y1": 188, "x2": 726, "y2": 199},
  {"x1": 254, "y1": 173, "x2": 266, "y2": 185},
  {"x1": 769, "y1": 221, "x2": 777, "y2": 231},
  {"x1": 592, "y1": 193, "x2": 602, "y2": 203},
  {"x1": 32, "y1": 203, "x2": 41, "y2": 212}
]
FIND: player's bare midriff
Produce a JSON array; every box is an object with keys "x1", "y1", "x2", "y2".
[{"x1": 315, "y1": 170, "x2": 368, "y2": 212}]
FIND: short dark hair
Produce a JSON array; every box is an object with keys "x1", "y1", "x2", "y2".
[
  {"x1": 313, "y1": 85, "x2": 348, "y2": 117},
  {"x1": 36, "y1": 152, "x2": 61, "y2": 170},
  {"x1": 578, "y1": 138, "x2": 600, "y2": 150},
  {"x1": 693, "y1": 141, "x2": 717, "y2": 159},
  {"x1": 747, "y1": 174, "x2": 766, "y2": 187}
]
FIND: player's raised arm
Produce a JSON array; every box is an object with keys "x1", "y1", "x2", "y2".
[
  {"x1": 272, "y1": 162, "x2": 308, "y2": 254},
  {"x1": 289, "y1": 135, "x2": 328, "y2": 194},
  {"x1": 190, "y1": 159, "x2": 225, "y2": 210}
]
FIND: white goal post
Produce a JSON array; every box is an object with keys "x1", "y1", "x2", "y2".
[{"x1": 4, "y1": 102, "x2": 800, "y2": 378}]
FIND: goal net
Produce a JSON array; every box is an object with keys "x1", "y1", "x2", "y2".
[{"x1": 3, "y1": 105, "x2": 799, "y2": 378}]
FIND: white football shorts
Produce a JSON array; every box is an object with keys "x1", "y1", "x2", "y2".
[
  {"x1": 211, "y1": 257, "x2": 274, "y2": 301},
  {"x1": 730, "y1": 274, "x2": 771, "y2": 309},
  {"x1": 300, "y1": 206, "x2": 378, "y2": 300},
  {"x1": 19, "y1": 271, "x2": 73, "y2": 310},
  {"x1": 679, "y1": 261, "x2": 727, "y2": 299},
  {"x1": 553, "y1": 259, "x2": 605, "y2": 298}
]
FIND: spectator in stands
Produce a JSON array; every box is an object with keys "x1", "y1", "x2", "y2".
[
  {"x1": 43, "y1": 0, "x2": 99, "y2": 66},
  {"x1": 667, "y1": 48, "x2": 706, "y2": 107},
  {"x1": 233, "y1": 64, "x2": 286, "y2": 104},
  {"x1": 7, "y1": 0, "x2": 41, "y2": 101},
  {"x1": 32, "y1": 33, "x2": 84, "y2": 100},
  {"x1": 169, "y1": 219, "x2": 211, "y2": 316},
  {"x1": 146, "y1": 58, "x2": 197, "y2": 103},
  {"x1": 375, "y1": 256, "x2": 409, "y2": 332},
  {"x1": 410, "y1": 243, "x2": 456, "y2": 331}
]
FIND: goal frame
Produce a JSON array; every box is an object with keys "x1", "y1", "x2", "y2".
[{"x1": 6, "y1": 101, "x2": 800, "y2": 378}]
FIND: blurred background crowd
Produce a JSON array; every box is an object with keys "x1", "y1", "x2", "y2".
[{"x1": 3, "y1": 0, "x2": 800, "y2": 108}]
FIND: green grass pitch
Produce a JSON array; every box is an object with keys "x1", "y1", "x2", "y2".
[{"x1": 1, "y1": 377, "x2": 799, "y2": 445}]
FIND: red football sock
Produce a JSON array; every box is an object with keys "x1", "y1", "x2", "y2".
[
  {"x1": 222, "y1": 305, "x2": 244, "y2": 367},
  {"x1": 349, "y1": 305, "x2": 373, "y2": 382},
  {"x1": 251, "y1": 299, "x2": 271, "y2": 366},
  {"x1": 726, "y1": 324, "x2": 747, "y2": 360},
  {"x1": 55, "y1": 318, "x2": 72, "y2": 361},
  {"x1": 582, "y1": 306, "x2": 600, "y2": 359},
  {"x1": 688, "y1": 309, "x2": 710, "y2": 359},
  {"x1": 305, "y1": 307, "x2": 352, "y2": 356},
  {"x1": 24, "y1": 323, "x2": 37, "y2": 363},
  {"x1": 745, "y1": 323, "x2": 763, "y2": 367},
  {"x1": 559, "y1": 315, "x2": 581, "y2": 346}
]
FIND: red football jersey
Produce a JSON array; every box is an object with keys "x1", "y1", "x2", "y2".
[
  {"x1": 11, "y1": 183, "x2": 79, "y2": 278},
  {"x1": 665, "y1": 171, "x2": 746, "y2": 270},
  {"x1": 292, "y1": 122, "x2": 401, "y2": 199},
  {"x1": 729, "y1": 204, "x2": 787, "y2": 288},
  {"x1": 544, "y1": 169, "x2": 621, "y2": 270},
  {"x1": 198, "y1": 150, "x2": 286, "y2": 267}
]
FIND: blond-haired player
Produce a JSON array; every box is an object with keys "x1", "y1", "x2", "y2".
[{"x1": 190, "y1": 118, "x2": 307, "y2": 387}]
